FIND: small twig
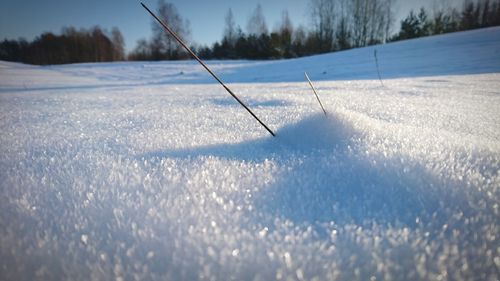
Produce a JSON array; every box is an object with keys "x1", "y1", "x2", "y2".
[
  {"x1": 374, "y1": 49, "x2": 384, "y2": 87},
  {"x1": 141, "y1": 2, "x2": 275, "y2": 137},
  {"x1": 304, "y1": 72, "x2": 327, "y2": 116}
]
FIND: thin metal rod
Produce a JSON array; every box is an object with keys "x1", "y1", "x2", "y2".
[
  {"x1": 374, "y1": 49, "x2": 384, "y2": 87},
  {"x1": 141, "y1": 2, "x2": 275, "y2": 137},
  {"x1": 304, "y1": 72, "x2": 327, "y2": 116}
]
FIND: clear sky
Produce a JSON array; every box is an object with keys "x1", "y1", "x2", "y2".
[{"x1": 0, "y1": 0, "x2": 463, "y2": 52}]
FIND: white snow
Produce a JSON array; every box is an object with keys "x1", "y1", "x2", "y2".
[{"x1": 1, "y1": 27, "x2": 499, "y2": 280}]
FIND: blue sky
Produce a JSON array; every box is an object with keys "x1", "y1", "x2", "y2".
[{"x1": 0, "y1": 0, "x2": 462, "y2": 52}]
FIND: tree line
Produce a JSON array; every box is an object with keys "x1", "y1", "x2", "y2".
[
  {"x1": 0, "y1": 26, "x2": 125, "y2": 65},
  {"x1": 195, "y1": 0, "x2": 500, "y2": 60},
  {"x1": 1, "y1": 0, "x2": 500, "y2": 65},
  {"x1": 129, "y1": 0, "x2": 397, "y2": 60},
  {"x1": 393, "y1": 0, "x2": 500, "y2": 40}
]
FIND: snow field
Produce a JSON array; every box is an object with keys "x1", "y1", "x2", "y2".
[
  {"x1": 1, "y1": 27, "x2": 500, "y2": 280},
  {"x1": 1, "y1": 74, "x2": 499, "y2": 280}
]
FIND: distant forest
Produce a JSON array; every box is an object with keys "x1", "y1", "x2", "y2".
[
  {"x1": 1, "y1": 0, "x2": 499, "y2": 65},
  {"x1": 0, "y1": 26, "x2": 125, "y2": 65}
]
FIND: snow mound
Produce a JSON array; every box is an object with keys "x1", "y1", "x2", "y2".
[{"x1": 275, "y1": 113, "x2": 353, "y2": 151}]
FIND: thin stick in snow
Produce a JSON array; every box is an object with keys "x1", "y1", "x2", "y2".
[
  {"x1": 141, "y1": 2, "x2": 275, "y2": 137},
  {"x1": 304, "y1": 72, "x2": 327, "y2": 116},
  {"x1": 374, "y1": 49, "x2": 384, "y2": 87}
]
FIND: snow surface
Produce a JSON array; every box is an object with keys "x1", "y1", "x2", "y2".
[{"x1": 1, "y1": 27, "x2": 499, "y2": 280}]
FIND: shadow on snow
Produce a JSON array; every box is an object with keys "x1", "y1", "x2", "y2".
[{"x1": 139, "y1": 113, "x2": 463, "y2": 229}]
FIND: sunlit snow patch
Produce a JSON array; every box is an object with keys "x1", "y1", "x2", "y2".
[{"x1": 275, "y1": 112, "x2": 354, "y2": 151}]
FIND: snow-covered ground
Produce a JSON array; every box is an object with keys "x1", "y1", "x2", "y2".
[{"x1": 1, "y1": 27, "x2": 499, "y2": 280}]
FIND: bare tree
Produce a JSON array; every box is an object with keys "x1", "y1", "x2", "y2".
[
  {"x1": 129, "y1": 38, "x2": 151, "y2": 61},
  {"x1": 310, "y1": 0, "x2": 336, "y2": 52},
  {"x1": 151, "y1": 0, "x2": 191, "y2": 60},
  {"x1": 480, "y1": 0, "x2": 491, "y2": 27},
  {"x1": 336, "y1": 0, "x2": 352, "y2": 49},
  {"x1": 247, "y1": 4, "x2": 268, "y2": 35},
  {"x1": 279, "y1": 10, "x2": 294, "y2": 35},
  {"x1": 111, "y1": 27, "x2": 125, "y2": 61},
  {"x1": 351, "y1": 0, "x2": 387, "y2": 47},
  {"x1": 91, "y1": 26, "x2": 113, "y2": 62},
  {"x1": 276, "y1": 10, "x2": 294, "y2": 57},
  {"x1": 292, "y1": 24, "x2": 307, "y2": 55},
  {"x1": 224, "y1": 8, "x2": 237, "y2": 46},
  {"x1": 383, "y1": 0, "x2": 395, "y2": 42},
  {"x1": 369, "y1": 0, "x2": 387, "y2": 44}
]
